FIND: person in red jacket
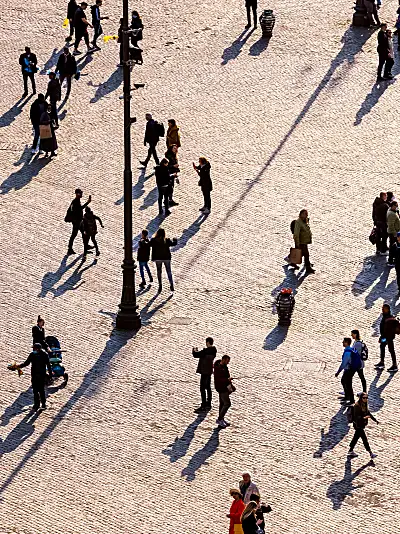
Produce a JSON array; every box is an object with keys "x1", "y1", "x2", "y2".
[
  {"x1": 227, "y1": 489, "x2": 245, "y2": 534},
  {"x1": 214, "y1": 354, "x2": 233, "y2": 428}
]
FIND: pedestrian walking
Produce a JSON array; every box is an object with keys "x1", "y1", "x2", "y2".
[
  {"x1": 45, "y1": 72, "x2": 61, "y2": 127},
  {"x1": 73, "y1": 2, "x2": 93, "y2": 55},
  {"x1": 245, "y1": 0, "x2": 258, "y2": 28},
  {"x1": 249, "y1": 494, "x2": 272, "y2": 534},
  {"x1": 140, "y1": 113, "x2": 161, "y2": 167},
  {"x1": 155, "y1": 158, "x2": 172, "y2": 216},
  {"x1": 193, "y1": 157, "x2": 213, "y2": 215},
  {"x1": 16, "y1": 343, "x2": 53, "y2": 411},
  {"x1": 82, "y1": 206, "x2": 103, "y2": 257},
  {"x1": 393, "y1": 232, "x2": 400, "y2": 295},
  {"x1": 65, "y1": 188, "x2": 92, "y2": 255},
  {"x1": 377, "y1": 23, "x2": 390, "y2": 81},
  {"x1": 66, "y1": 0, "x2": 78, "y2": 42},
  {"x1": 29, "y1": 94, "x2": 47, "y2": 154},
  {"x1": 150, "y1": 228, "x2": 177, "y2": 293},
  {"x1": 351, "y1": 329, "x2": 367, "y2": 393},
  {"x1": 137, "y1": 229, "x2": 153, "y2": 288},
  {"x1": 385, "y1": 28, "x2": 395, "y2": 79},
  {"x1": 166, "y1": 119, "x2": 181, "y2": 149},
  {"x1": 130, "y1": 10, "x2": 143, "y2": 47},
  {"x1": 214, "y1": 354, "x2": 233, "y2": 428},
  {"x1": 19, "y1": 47, "x2": 37, "y2": 97},
  {"x1": 227, "y1": 489, "x2": 245, "y2": 534},
  {"x1": 56, "y1": 47, "x2": 78, "y2": 97},
  {"x1": 91, "y1": 0, "x2": 108, "y2": 49},
  {"x1": 165, "y1": 144, "x2": 180, "y2": 206},
  {"x1": 39, "y1": 104, "x2": 58, "y2": 158},
  {"x1": 335, "y1": 337, "x2": 361, "y2": 405},
  {"x1": 372, "y1": 192, "x2": 389, "y2": 254},
  {"x1": 293, "y1": 209, "x2": 315, "y2": 273},
  {"x1": 375, "y1": 303, "x2": 398, "y2": 372},
  {"x1": 348, "y1": 393, "x2": 378, "y2": 459},
  {"x1": 386, "y1": 201, "x2": 400, "y2": 266},
  {"x1": 240, "y1": 502, "x2": 261, "y2": 534},
  {"x1": 192, "y1": 337, "x2": 217, "y2": 412},
  {"x1": 32, "y1": 315, "x2": 50, "y2": 352},
  {"x1": 239, "y1": 473, "x2": 260, "y2": 504}
]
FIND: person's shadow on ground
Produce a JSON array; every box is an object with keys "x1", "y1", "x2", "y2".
[
  {"x1": 326, "y1": 458, "x2": 373, "y2": 510},
  {"x1": 162, "y1": 412, "x2": 207, "y2": 463},
  {"x1": 0, "y1": 389, "x2": 33, "y2": 427},
  {"x1": 313, "y1": 405, "x2": 350, "y2": 458},
  {"x1": 0, "y1": 411, "x2": 40, "y2": 456},
  {"x1": 40, "y1": 47, "x2": 61, "y2": 74},
  {"x1": 139, "y1": 186, "x2": 158, "y2": 211},
  {"x1": 140, "y1": 293, "x2": 173, "y2": 325},
  {"x1": 51, "y1": 257, "x2": 97, "y2": 297},
  {"x1": 0, "y1": 148, "x2": 50, "y2": 195},
  {"x1": 89, "y1": 68, "x2": 123, "y2": 103},
  {"x1": 0, "y1": 95, "x2": 33, "y2": 128},
  {"x1": 180, "y1": 427, "x2": 221, "y2": 481},
  {"x1": 368, "y1": 369, "x2": 394, "y2": 412},
  {"x1": 39, "y1": 255, "x2": 82, "y2": 298},
  {"x1": 351, "y1": 255, "x2": 387, "y2": 304},
  {"x1": 115, "y1": 169, "x2": 155, "y2": 205},
  {"x1": 172, "y1": 214, "x2": 208, "y2": 252},
  {"x1": 221, "y1": 28, "x2": 254, "y2": 65}
]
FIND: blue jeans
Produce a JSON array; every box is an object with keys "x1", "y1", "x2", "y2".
[
  {"x1": 155, "y1": 260, "x2": 173, "y2": 287},
  {"x1": 32, "y1": 124, "x2": 40, "y2": 149},
  {"x1": 139, "y1": 261, "x2": 152, "y2": 282}
]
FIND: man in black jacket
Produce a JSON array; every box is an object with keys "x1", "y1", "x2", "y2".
[
  {"x1": 140, "y1": 113, "x2": 160, "y2": 167},
  {"x1": 372, "y1": 192, "x2": 389, "y2": 254},
  {"x1": 249, "y1": 494, "x2": 272, "y2": 534},
  {"x1": 17, "y1": 343, "x2": 53, "y2": 410},
  {"x1": 29, "y1": 94, "x2": 47, "y2": 153},
  {"x1": 45, "y1": 72, "x2": 61, "y2": 127},
  {"x1": 73, "y1": 2, "x2": 93, "y2": 55},
  {"x1": 56, "y1": 47, "x2": 77, "y2": 97},
  {"x1": 214, "y1": 355, "x2": 233, "y2": 428},
  {"x1": 66, "y1": 188, "x2": 92, "y2": 255},
  {"x1": 66, "y1": 0, "x2": 78, "y2": 41},
  {"x1": 375, "y1": 303, "x2": 398, "y2": 372},
  {"x1": 155, "y1": 158, "x2": 171, "y2": 216},
  {"x1": 377, "y1": 23, "x2": 389, "y2": 81},
  {"x1": 193, "y1": 337, "x2": 217, "y2": 412},
  {"x1": 19, "y1": 47, "x2": 38, "y2": 96},
  {"x1": 91, "y1": 0, "x2": 108, "y2": 49}
]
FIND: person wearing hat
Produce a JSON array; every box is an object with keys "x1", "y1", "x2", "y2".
[
  {"x1": 45, "y1": 72, "x2": 61, "y2": 127},
  {"x1": 73, "y1": 2, "x2": 93, "y2": 55},
  {"x1": 55, "y1": 47, "x2": 77, "y2": 98},
  {"x1": 227, "y1": 489, "x2": 245, "y2": 534},
  {"x1": 66, "y1": 188, "x2": 92, "y2": 255},
  {"x1": 16, "y1": 343, "x2": 53, "y2": 411},
  {"x1": 386, "y1": 200, "x2": 400, "y2": 266}
]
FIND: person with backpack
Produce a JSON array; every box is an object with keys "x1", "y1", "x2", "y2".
[
  {"x1": 140, "y1": 113, "x2": 162, "y2": 167},
  {"x1": 192, "y1": 337, "x2": 217, "y2": 413},
  {"x1": 351, "y1": 329, "x2": 368, "y2": 393},
  {"x1": 348, "y1": 393, "x2": 378, "y2": 459},
  {"x1": 82, "y1": 206, "x2": 103, "y2": 257},
  {"x1": 375, "y1": 303, "x2": 398, "y2": 372},
  {"x1": 137, "y1": 229, "x2": 153, "y2": 288},
  {"x1": 65, "y1": 188, "x2": 92, "y2": 255},
  {"x1": 335, "y1": 338, "x2": 361, "y2": 405}
]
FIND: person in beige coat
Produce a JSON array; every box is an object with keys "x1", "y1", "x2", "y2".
[
  {"x1": 293, "y1": 209, "x2": 315, "y2": 274},
  {"x1": 387, "y1": 201, "x2": 400, "y2": 266},
  {"x1": 166, "y1": 119, "x2": 181, "y2": 148}
]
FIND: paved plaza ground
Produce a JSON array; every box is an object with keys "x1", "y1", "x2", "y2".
[{"x1": 1, "y1": 0, "x2": 400, "y2": 532}]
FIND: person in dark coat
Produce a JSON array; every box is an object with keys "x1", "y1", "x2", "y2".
[
  {"x1": 45, "y1": 72, "x2": 61, "y2": 127},
  {"x1": 214, "y1": 354, "x2": 232, "y2": 427},
  {"x1": 140, "y1": 113, "x2": 160, "y2": 167},
  {"x1": 32, "y1": 315, "x2": 50, "y2": 352},
  {"x1": 150, "y1": 228, "x2": 177, "y2": 293},
  {"x1": 30, "y1": 94, "x2": 47, "y2": 153},
  {"x1": 372, "y1": 192, "x2": 389, "y2": 254},
  {"x1": 245, "y1": 0, "x2": 258, "y2": 28},
  {"x1": 73, "y1": 2, "x2": 93, "y2": 55},
  {"x1": 66, "y1": 188, "x2": 92, "y2": 255},
  {"x1": 91, "y1": 0, "x2": 108, "y2": 49},
  {"x1": 66, "y1": 0, "x2": 78, "y2": 41},
  {"x1": 19, "y1": 47, "x2": 37, "y2": 96},
  {"x1": 39, "y1": 104, "x2": 58, "y2": 158},
  {"x1": 137, "y1": 229, "x2": 153, "y2": 288},
  {"x1": 193, "y1": 157, "x2": 213, "y2": 214},
  {"x1": 130, "y1": 10, "x2": 143, "y2": 46},
  {"x1": 377, "y1": 23, "x2": 390, "y2": 81},
  {"x1": 193, "y1": 337, "x2": 217, "y2": 412},
  {"x1": 82, "y1": 206, "x2": 103, "y2": 257},
  {"x1": 240, "y1": 502, "x2": 259, "y2": 534},
  {"x1": 348, "y1": 393, "x2": 378, "y2": 459},
  {"x1": 375, "y1": 303, "x2": 398, "y2": 372},
  {"x1": 165, "y1": 144, "x2": 180, "y2": 206},
  {"x1": 155, "y1": 158, "x2": 172, "y2": 216},
  {"x1": 17, "y1": 343, "x2": 53, "y2": 410},
  {"x1": 249, "y1": 494, "x2": 271, "y2": 534},
  {"x1": 56, "y1": 47, "x2": 77, "y2": 97}
]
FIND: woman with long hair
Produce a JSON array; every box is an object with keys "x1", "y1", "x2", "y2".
[
  {"x1": 193, "y1": 156, "x2": 212, "y2": 214},
  {"x1": 240, "y1": 501, "x2": 260, "y2": 534},
  {"x1": 348, "y1": 393, "x2": 378, "y2": 459},
  {"x1": 150, "y1": 228, "x2": 177, "y2": 293},
  {"x1": 39, "y1": 103, "x2": 58, "y2": 158},
  {"x1": 130, "y1": 10, "x2": 143, "y2": 47},
  {"x1": 227, "y1": 489, "x2": 245, "y2": 534},
  {"x1": 351, "y1": 329, "x2": 367, "y2": 393}
]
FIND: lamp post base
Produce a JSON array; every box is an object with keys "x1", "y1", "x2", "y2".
[
  {"x1": 116, "y1": 259, "x2": 141, "y2": 330},
  {"x1": 115, "y1": 309, "x2": 141, "y2": 330}
]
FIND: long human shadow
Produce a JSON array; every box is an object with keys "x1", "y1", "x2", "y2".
[
  {"x1": 221, "y1": 28, "x2": 254, "y2": 65},
  {"x1": 313, "y1": 405, "x2": 350, "y2": 458},
  {"x1": 162, "y1": 412, "x2": 207, "y2": 463},
  {"x1": 326, "y1": 458, "x2": 373, "y2": 510},
  {"x1": 51, "y1": 257, "x2": 97, "y2": 297},
  {"x1": 0, "y1": 411, "x2": 40, "y2": 456},
  {"x1": 140, "y1": 293, "x2": 173, "y2": 325},
  {"x1": 0, "y1": 389, "x2": 33, "y2": 427},
  {"x1": 180, "y1": 427, "x2": 221, "y2": 481},
  {"x1": 115, "y1": 169, "x2": 154, "y2": 205},
  {"x1": 351, "y1": 255, "x2": 387, "y2": 296},
  {"x1": 368, "y1": 370, "x2": 394, "y2": 412},
  {"x1": 249, "y1": 36, "x2": 270, "y2": 56},
  {"x1": 132, "y1": 213, "x2": 163, "y2": 251},
  {"x1": 171, "y1": 214, "x2": 208, "y2": 252},
  {"x1": 0, "y1": 327, "x2": 136, "y2": 496},
  {"x1": 89, "y1": 68, "x2": 123, "y2": 103},
  {"x1": 0, "y1": 148, "x2": 50, "y2": 195},
  {"x1": 0, "y1": 95, "x2": 33, "y2": 128},
  {"x1": 181, "y1": 26, "x2": 372, "y2": 279},
  {"x1": 40, "y1": 47, "x2": 61, "y2": 74},
  {"x1": 39, "y1": 254, "x2": 82, "y2": 298},
  {"x1": 138, "y1": 186, "x2": 158, "y2": 211}
]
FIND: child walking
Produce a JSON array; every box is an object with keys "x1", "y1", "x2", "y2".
[
  {"x1": 82, "y1": 207, "x2": 104, "y2": 257},
  {"x1": 137, "y1": 229, "x2": 153, "y2": 288}
]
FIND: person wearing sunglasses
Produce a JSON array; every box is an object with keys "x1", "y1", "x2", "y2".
[{"x1": 348, "y1": 393, "x2": 378, "y2": 459}]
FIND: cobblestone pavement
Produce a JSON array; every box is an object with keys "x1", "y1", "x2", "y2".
[{"x1": 1, "y1": 0, "x2": 400, "y2": 532}]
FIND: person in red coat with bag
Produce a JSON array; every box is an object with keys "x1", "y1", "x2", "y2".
[{"x1": 227, "y1": 489, "x2": 245, "y2": 534}]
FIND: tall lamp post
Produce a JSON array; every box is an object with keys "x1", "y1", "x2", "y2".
[{"x1": 116, "y1": 0, "x2": 141, "y2": 330}]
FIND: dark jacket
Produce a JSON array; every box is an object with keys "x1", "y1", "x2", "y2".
[
  {"x1": 372, "y1": 197, "x2": 389, "y2": 225},
  {"x1": 196, "y1": 162, "x2": 213, "y2": 191},
  {"x1": 193, "y1": 346, "x2": 217, "y2": 375},
  {"x1": 91, "y1": 4, "x2": 101, "y2": 24},
  {"x1": 255, "y1": 504, "x2": 271, "y2": 531},
  {"x1": 150, "y1": 237, "x2": 177, "y2": 261},
  {"x1": 144, "y1": 119, "x2": 160, "y2": 145},
  {"x1": 82, "y1": 212, "x2": 102, "y2": 235},
  {"x1": 377, "y1": 29, "x2": 390, "y2": 56},
  {"x1": 45, "y1": 78, "x2": 61, "y2": 102},
  {"x1": 20, "y1": 349, "x2": 52, "y2": 380},
  {"x1": 56, "y1": 52, "x2": 77, "y2": 75},
  {"x1": 137, "y1": 238, "x2": 151, "y2": 262},
  {"x1": 30, "y1": 98, "x2": 46, "y2": 126},
  {"x1": 380, "y1": 311, "x2": 396, "y2": 340},
  {"x1": 74, "y1": 6, "x2": 89, "y2": 32},
  {"x1": 213, "y1": 359, "x2": 230, "y2": 393},
  {"x1": 67, "y1": 0, "x2": 78, "y2": 19},
  {"x1": 32, "y1": 325, "x2": 49, "y2": 351},
  {"x1": 155, "y1": 164, "x2": 171, "y2": 189},
  {"x1": 130, "y1": 17, "x2": 143, "y2": 42},
  {"x1": 19, "y1": 52, "x2": 38, "y2": 73},
  {"x1": 165, "y1": 148, "x2": 180, "y2": 174},
  {"x1": 353, "y1": 403, "x2": 377, "y2": 429},
  {"x1": 69, "y1": 197, "x2": 90, "y2": 223},
  {"x1": 241, "y1": 513, "x2": 258, "y2": 534},
  {"x1": 394, "y1": 242, "x2": 400, "y2": 265}
]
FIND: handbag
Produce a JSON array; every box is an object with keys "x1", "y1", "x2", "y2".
[
  {"x1": 369, "y1": 227, "x2": 377, "y2": 245},
  {"x1": 288, "y1": 247, "x2": 302, "y2": 265},
  {"x1": 233, "y1": 524, "x2": 244, "y2": 534},
  {"x1": 227, "y1": 383, "x2": 236, "y2": 394},
  {"x1": 39, "y1": 124, "x2": 52, "y2": 139}
]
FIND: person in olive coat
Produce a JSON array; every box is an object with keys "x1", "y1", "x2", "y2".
[{"x1": 193, "y1": 157, "x2": 213, "y2": 214}]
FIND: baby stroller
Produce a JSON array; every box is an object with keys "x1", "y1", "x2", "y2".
[{"x1": 45, "y1": 335, "x2": 69, "y2": 385}]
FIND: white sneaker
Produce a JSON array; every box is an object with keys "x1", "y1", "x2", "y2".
[{"x1": 216, "y1": 419, "x2": 226, "y2": 428}]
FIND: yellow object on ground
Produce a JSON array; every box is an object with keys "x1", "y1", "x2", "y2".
[
  {"x1": 63, "y1": 18, "x2": 69, "y2": 28},
  {"x1": 104, "y1": 35, "x2": 118, "y2": 43}
]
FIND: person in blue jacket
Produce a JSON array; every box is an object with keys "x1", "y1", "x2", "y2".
[{"x1": 335, "y1": 338, "x2": 358, "y2": 405}]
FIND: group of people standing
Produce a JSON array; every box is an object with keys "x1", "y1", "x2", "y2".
[{"x1": 228, "y1": 473, "x2": 271, "y2": 534}]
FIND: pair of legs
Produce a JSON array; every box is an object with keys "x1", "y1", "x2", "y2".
[
  {"x1": 375, "y1": 222, "x2": 387, "y2": 253},
  {"x1": 32, "y1": 124, "x2": 40, "y2": 151},
  {"x1": 356, "y1": 368, "x2": 367, "y2": 393},
  {"x1": 388, "y1": 233, "x2": 397, "y2": 263},
  {"x1": 143, "y1": 143, "x2": 159, "y2": 165},
  {"x1": 74, "y1": 30, "x2": 90, "y2": 52},
  {"x1": 50, "y1": 100, "x2": 59, "y2": 127},
  {"x1": 31, "y1": 377, "x2": 46, "y2": 409},
  {"x1": 218, "y1": 391, "x2": 231, "y2": 421},
  {"x1": 158, "y1": 187, "x2": 170, "y2": 214},
  {"x1": 246, "y1": 1, "x2": 257, "y2": 27},
  {"x1": 84, "y1": 234, "x2": 99, "y2": 256},
  {"x1": 349, "y1": 427, "x2": 371, "y2": 453},
  {"x1": 23, "y1": 72, "x2": 36, "y2": 95},
  {"x1": 341, "y1": 369, "x2": 355, "y2": 404},
  {"x1": 379, "y1": 339, "x2": 397, "y2": 367},
  {"x1": 154, "y1": 260, "x2": 174, "y2": 291},
  {"x1": 200, "y1": 374, "x2": 212, "y2": 407},
  {"x1": 139, "y1": 261, "x2": 153, "y2": 284},
  {"x1": 66, "y1": 20, "x2": 75, "y2": 41},
  {"x1": 68, "y1": 220, "x2": 84, "y2": 253},
  {"x1": 59, "y1": 74, "x2": 72, "y2": 97},
  {"x1": 202, "y1": 189, "x2": 211, "y2": 212},
  {"x1": 384, "y1": 57, "x2": 394, "y2": 78},
  {"x1": 377, "y1": 54, "x2": 388, "y2": 79},
  {"x1": 92, "y1": 23, "x2": 102, "y2": 47},
  {"x1": 299, "y1": 243, "x2": 315, "y2": 272}
]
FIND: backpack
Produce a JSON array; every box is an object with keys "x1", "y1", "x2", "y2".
[
  {"x1": 348, "y1": 347, "x2": 362, "y2": 371},
  {"x1": 290, "y1": 219, "x2": 296, "y2": 234},
  {"x1": 360, "y1": 341, "x2": 368, "y2": 361},
  {"x1": 64, "y1": 203, "x2": 73, "y2": 223},
  {"x1": 346, "y1": 405, "x2": 354, "y2": 424},
  {"x1": 156, "y1": 121, "x2": 165, "y2": 137}
]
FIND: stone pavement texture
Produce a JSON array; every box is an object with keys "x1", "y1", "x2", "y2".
[{"x1": 1, "y1": 0, "x2": 400, "y2": 532}]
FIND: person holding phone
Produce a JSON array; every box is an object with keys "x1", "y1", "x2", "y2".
[
  {"x1": 249, "y1": 494, "x2": 271, "y2": 534},
  {"x1": 19, "y1": 46, "x2": 37, "y2": 96},
  {"x1": 375, "y1": 303, "x2": 398, "y2": 372}
]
